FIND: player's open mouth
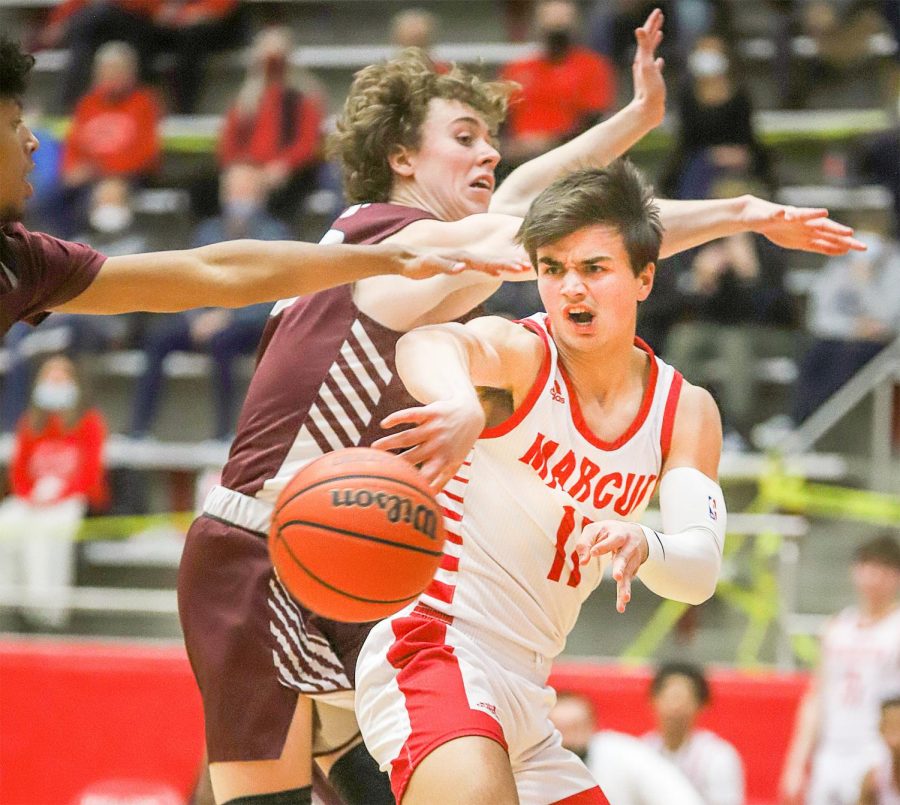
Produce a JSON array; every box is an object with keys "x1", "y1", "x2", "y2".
[
  {"x1": 470, "y1": 177, "x2": 493, "y2": 191},
  {"x1": 567, "y1": 309, "x2": 594, "y2": 325}
]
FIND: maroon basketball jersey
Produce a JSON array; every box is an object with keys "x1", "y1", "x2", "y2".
[{"x1": 221, "y1": 203, "x2": 437, "y2": 505}]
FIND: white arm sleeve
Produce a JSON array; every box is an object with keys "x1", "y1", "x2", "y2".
[{"x1": 636, "y1": 467, "x2": 726, "y2": 605}]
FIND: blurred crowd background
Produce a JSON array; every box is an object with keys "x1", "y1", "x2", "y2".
[{"x1": 0, "y1": 3, "x2": 899, "y2": 803}]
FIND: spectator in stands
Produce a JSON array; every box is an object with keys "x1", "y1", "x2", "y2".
[
  {"x1": 218, "y1": 26, "x2": 325, "y2": 226},
  {"x1": 854, "y1": 127, "x2": 900, "y2": 237},
  {"x1": 43, "y1": 0, "x2": 243, "y2": 113},
  {"x1": 129, "y1": 163, "x2": 289, "y2": 442},
  {"x1": 644, "y1": 663, "x2": 746, "y2": 805},
  {"x1": 391, "y1": 8, "x2": 444, "y2": 64},
  {"x1": 780, "y1": 533, "x2": 900, "y2": 805},
  {"x1": 550, "y1": 691, "x2": 705, "y2": 804},
  {"x1": 792, "y1": 229, "x2": 900, "y2": 424},
  {"x1": 662, "y1": 197, "x2": 795, "y2": 448},
  {"x1": 661, "y1": 34, "x2": 772, "y2": 200},
  {"x1": 61, "y1": 41, "x2": 161, "y2": 191},
  {"x1": 859, "y1": 696, "x2": 900, "y2": 805},
  {"x1": 500, "y1": 0, "x2": 617, "y2": 171},
  {"x1": 0, "y1": 355, "x2": 107, "y2": 628}
]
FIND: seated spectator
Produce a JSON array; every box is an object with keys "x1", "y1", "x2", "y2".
[
  {"x1": 550, "y1": 691, "x2": 705, "y2": 804},
  {"x1": 43, "y1": 0, "x2": 244, "y2": 113},
  {"x1": 792, "y1": 229, "x2": 900, "y2": 424},
  {"x1": 500, "y1": 0, "x2": 617, "y2": 171},
  {"x1": 663, "y1": 213, "x2": 794, "y2": 446},
  {"x1": 61, "y1": 41, "x2": 161, "y2": 191},
  {"x1": 0, "y1": 355, "x2": 107, "y2": 628},
  {"x1": 661, "y1": 34, "x2": 773, "y2": 200},
  {"x1": 218, "y1": 27, "x2": 325, "y2": 226},
  {"x1": 129, "y1": 164, "x2": 289, "y2": 441},
  {"x1": 391, "y1": 7, "x2": 448, "y2": 71},
  {"x1": 859, "y1": 696, "x2": 900, "y2": 805},
  {"x1": 644, "y1": 663, "x2": 746, "y2": 805},
  {"x1": 587, "y1": 0, "x2": 678, "y2": 67}
]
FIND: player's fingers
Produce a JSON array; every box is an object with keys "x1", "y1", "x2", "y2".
[
  {"x1": 379, "y1": 407, "x2": 432, "y2": 430},
  {"x1": 787, "y1": 207, "x2": 829, "y2": 222},
  {"x1": 441, "y1": 251, "x2": 531, "y2": 276},
  {"x1": 806, "y1": 238, "x2": 853, "y2": 256},
  {"x1": 805, "y1": 216, "x2": 853, "y2": 235},
  {"x1": 575, "y1": 526, "x2": 606, "y2": 564},
  {"x1": 589, "y1": 531, "x2": 626, "y2": 559},
  {"x1": 371, "y1": 427, "x2": 429, "y2": 452},
  {"x1": 615, "y1": 573, "x2": 632, "y2": 614}
]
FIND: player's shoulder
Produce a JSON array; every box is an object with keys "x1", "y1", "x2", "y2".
[
  {"x1": 671, "y1": 380, "x2": 722, "y2": 435},
  {"x1": 466, "y1": 315, "x2": 545, "y2": 359}
]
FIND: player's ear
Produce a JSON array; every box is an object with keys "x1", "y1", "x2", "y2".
[
  {"x1": 636, "y1": 262, "x2": 655, "y2": 301},
  {"x1": 388, "y1": 145, "x2": 416, "y2": 178}
]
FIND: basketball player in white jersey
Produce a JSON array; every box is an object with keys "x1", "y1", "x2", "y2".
[
  {"x1": 354, "y1": 160, "x2": 727, "y2": 804},
  {"x1": 780, "y1": 534, "x2": 900, "y2": 805},
  {"x1": 859, "y1": 697, "x2": 900, "y2": 805}
]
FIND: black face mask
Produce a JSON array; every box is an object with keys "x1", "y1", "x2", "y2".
[{"x1": 544, "y1": 29, "x2": 573, "y2": 61}]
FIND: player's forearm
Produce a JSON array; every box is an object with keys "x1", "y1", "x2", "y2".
[
  {"x1": 491, "y1": 100, "x2": 657, "y2": 218},
  {"x1": 637, "y1": 467, "x2": 725, "y2": 605},
  {"x1": 395, "y1": 326, "x2": 481, "y2": 407},
  {"x1": 783, "y1": 687, "x2": 821, "y2": 779},
  {"x1": 657, "y1": 196, "x2": 753, "y2": 259}
]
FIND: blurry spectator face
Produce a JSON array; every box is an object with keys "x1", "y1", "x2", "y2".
[
  {"x1": 851, "y1": 559, "x2": 900, "y2": 607},
  {"x1": 32, "y1": 356, "x2": 80, "y2": 413},
  {"x1": 252, "y1": 28, "x2": 292, "y2": 81},
  {"x1": 221, "y1": 164, "x2": 267, "y2": 220},
  {"x1": 93, "y1": 43, "x2": 138, "y2": 97},
  {"x1": 89, "y1": 177, "x2": 133, "y2": 233},
  {"x1": 687, "y1": 36, "x2": 730, "y2": 79},
  {"x1": 391, "y1": 10, "x2": 438, "y2": 50},
  {"x1": 550, "y1": 695, "x2": 596, "y2": 760},
  {"x1": 392, "y1": 97, "x2": 500, "y2": 220},
  {"x1": 0, "y1": 96, "x2": 39, "y2": 222},
  {"x1": 536, "y1": 0, "x2": 579, "y2": 60},
  {"x1": 653, "y1": 674, "x2": 703, "y2": 739}
]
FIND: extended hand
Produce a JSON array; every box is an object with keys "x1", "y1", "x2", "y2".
[
  {"x1": 746, "y1": 199, "x2": 867, "y2": 255},
  {"x1": 374, "y1": 396, "x2": 486, "y2": 492},
  {"x1": 396, "y1": 247, "x2": 532, "y2": 281},
  {"x1": 575, "y1": 520, "x2": 649, "y2": 613},
  {"x1": 632, "y1": 8, "x2": 666, "y2": 128}
]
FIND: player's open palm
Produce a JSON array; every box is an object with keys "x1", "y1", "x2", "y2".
[
  {"x1": 397, "y1": 247, "x2": 531, "y2": 281},
  {"x1": 632, "y1": 8, "x2": 666, "y2": 128},
  {"x1": 575, "y1": 520, "x2": 649, "y2": 613},
  {"x1": 747, "y1": 199, "x2": 867, "y2": 256},
  {"x1": 374, "y1": 397, "x2": 486, "y2": 492}
]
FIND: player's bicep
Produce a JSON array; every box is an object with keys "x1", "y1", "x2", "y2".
[
  {"x1": 663, "y1": 383, "x2": 723, "y2": 481},
  {"x1": 461, "y1": 316, "x2": 542, "y2": 392}
]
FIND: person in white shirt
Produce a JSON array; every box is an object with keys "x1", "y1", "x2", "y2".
[
  {"x1": 643, "y1": 663, "x2": 745, "y2": 805},
  {"x1": 552, "y1": 691, "x2": 705, "y2": 805},
  {"x1": 780, "y1": 534, "x2": 900, "y2": 805}
]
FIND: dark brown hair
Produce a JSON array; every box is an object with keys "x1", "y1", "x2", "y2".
[
  {"x1": 517, "y1": 160, "x2": 663, "y2": 275},
  {"x1": 0, "y1": 36, "x2": 34, "y2": 101},
  {"x1": 853, "y1": 532, "x2": 900, "y2": 570},
  {"x1": 329, "y1": 48, "x2": 514, "y2": 203}
]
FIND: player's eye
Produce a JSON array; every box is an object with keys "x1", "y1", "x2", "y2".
[{"x1": 456, "y1": 133, "x2": 473, "y2": 145}]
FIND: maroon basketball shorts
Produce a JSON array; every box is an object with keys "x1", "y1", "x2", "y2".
[{"x1": 178, "y1": 514, "x2": 375, "y2": 762}]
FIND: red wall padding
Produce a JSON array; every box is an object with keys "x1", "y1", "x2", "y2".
[{"x1": 0, "y1": 641, "x2": 809, "y2": 804}]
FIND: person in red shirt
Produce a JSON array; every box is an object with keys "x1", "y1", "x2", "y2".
[
  {"x1": 500, "y1": 0, "x2": 618, "y2": 170},
  {"x1": 0, "y1": 354, "x2": 106, "y2": 628},
  {"x1": 61, "y1": 40, "x2": 161, "y2": 189},
  {"x1": 218, "y1": 27, "x2": 325, "y2": 224}
]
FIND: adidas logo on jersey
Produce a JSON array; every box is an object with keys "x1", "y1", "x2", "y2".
[{"x1": 550, "y1": 380, "x2": 566, "y2": 404}]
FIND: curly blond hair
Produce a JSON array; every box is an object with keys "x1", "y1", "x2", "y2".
[{"x1": 329, "y1": 48, "x2": 514, "y2": 203}]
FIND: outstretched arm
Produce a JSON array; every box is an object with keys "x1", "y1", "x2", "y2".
[
  {"x1": 576, "y1": 383, "x2": 725, "y2": 612},
  {"x1": 491, "y1": 9, "x2": 666, "y2": 218},
  {"x1": 54, "y1": 241, "x2": 530, "y2": 315},
  {"x1": 373, "y1": 317, "x2": 542, "y2": 489}
]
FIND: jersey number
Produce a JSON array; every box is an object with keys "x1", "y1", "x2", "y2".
[{"x1": 547, "y1": 505, "x2": 592, "y2": 587}]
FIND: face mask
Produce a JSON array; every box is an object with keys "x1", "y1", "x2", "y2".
[
  {"x1": 688, "y1": 50, "x2": 729, "y2": 78},
  {"x1": 225, "y1": 199, "x2": 260, "y2": 221},
  {"x1": 544, "y1": 29, "x2": 572, "y2": 61},
  {"x1": 90, "y1": 204, "x2": 133, "y2": 233},
  {"x1": 33, "y1": 381, "x2": 79, "y2": 412}
]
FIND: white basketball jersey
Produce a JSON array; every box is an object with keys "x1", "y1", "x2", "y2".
[
  {"x1": 417, "y1": 314, "x2": 683, "y2": 660},
  {"x1": 818, "y1": 605, "x2": 900, "y2": 755}
]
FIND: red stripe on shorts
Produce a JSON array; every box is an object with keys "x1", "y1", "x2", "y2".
[
  {"x1": 386, "y1": 615, "x2": 507, "y2": 803},
  {"x1": 551, "y1": 785, "x2": 611, "y2": 804}
]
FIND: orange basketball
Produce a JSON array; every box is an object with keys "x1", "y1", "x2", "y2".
[{"x1": 268, "y1": 447, "x2": 446, "y2": 622}]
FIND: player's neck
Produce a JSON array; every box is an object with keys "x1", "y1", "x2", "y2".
[
  {"x1": 661, "y1": 728, "x2": 690, "y2": 752},
  {"x1": 389, "y1": 185, "x2": 454, "y2": 222},
  {"x1": 858, "y1": 597, "x2": 898, "y2": 623},
  {"x1": 557, "y1": 335, "x2": 643, "y2": 404}
]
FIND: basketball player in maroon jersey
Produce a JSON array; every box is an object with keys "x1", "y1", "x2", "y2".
[
  {"x1": 1, "y1": 36, "x2": 522, "y2": 337},
  {"x1": 175, "y1": 9, "x2": 869, "y2": 804}
]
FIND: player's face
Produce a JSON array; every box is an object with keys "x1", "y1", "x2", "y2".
[
  {"x1": 0, "y1": 98, "x2": 39, "y2": 223},
  {"x1": 851, "y1": 560, "x2": 900, "y2": 606},
  {"x1": 393, "y1": 98, "x2": 500, "y2": 220},
  {"x1": 536, "y1": 224, "x2": 653, "y2": 353}
]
